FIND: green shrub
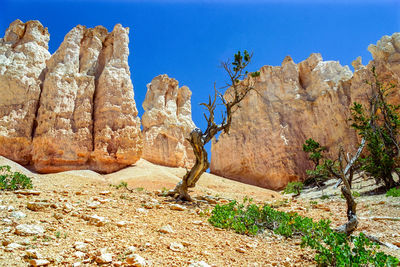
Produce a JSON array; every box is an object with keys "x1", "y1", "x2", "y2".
[
  {"x1": 303, "y1": 138, "x2": 333, "y2": 186},
  {"x1": 0, "y1": 165, "x2": 33, "y2": 190},
  {"x1": 209, "y1": 200, "x2": 399, "y2": 266},
  {"x1": 283, "y1": 181, "x2": 304, "y2": 195},
  {"x1": 386, "y1": 187, "x2": 400, "y2": 197}
]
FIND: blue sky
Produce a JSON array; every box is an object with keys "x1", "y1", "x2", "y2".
[{"x1": 1, "y1": 0, "x2": 399, "y2": 156}]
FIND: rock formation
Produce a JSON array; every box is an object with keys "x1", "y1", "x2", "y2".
[
  {"x1": 211, "y1": 54, "x2": 357, "y2": 190},
  {"x1": 0, "y1": 20, "x2": 142, "y2": 173},
  {"x1": 142, "y1": 75, "x2": 195, "y2": 168},
  {"x1": 0, "y1": 20, "x2": 50, "y2": 165}
]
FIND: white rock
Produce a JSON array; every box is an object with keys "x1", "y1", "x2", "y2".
[
  {"x1": 74, "y1": 251, "x2": 86, "y2": 258},
  {"x1": 125, "y1": 246, "x2": 137, "y2": 255},
  {"x1": 189, "y1": 261, "x2": 211, "y2": 267},
  {"x1": 169, "y1": 204, "x2": 186, "y2": 211},
  {"x1": 15, "y1": 224, "x2": 45, "y2": 236},
  {"x1": 29, "y1": 259, "x2": 50, "y2": 266},
  {"x1": 5, "y1": 242, "x2": 24, "y2": 251},
  {"x1": 25, "y1": 249, "x2": 43, "y2": 259},
  {"x1": 158, "y1": 225, "x2": 174, "y2": 234},
  {"x1": 126, "y1": 254, "x2": 147, "y2": 266},
  {"x1": 74, "y1": 241, "x2": 88, "y2": 252},
  {"x1": 10, "y1": 211, "x2": 26, "y2": 219},
  {"x1": 87, "y1": 201, "x2": 100, "y2": 209},
  {"x1": 169, "y1": 242, "x2": 184, "y2": 252}
]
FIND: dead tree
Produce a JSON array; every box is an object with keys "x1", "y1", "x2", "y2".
[{"x1": 167, "y1": 50, "x2": 259, "y2": 201}]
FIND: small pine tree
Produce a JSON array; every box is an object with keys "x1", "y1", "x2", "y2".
[{"x1": 350, "y1": 66, "x2": 400, "y2": 189}]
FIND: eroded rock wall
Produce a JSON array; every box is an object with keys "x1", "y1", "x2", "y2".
[
  {"x1": 0, "y1": 20, "x2": 50, "y2": 164},
  {"x1": 211, "y1": 54, "x2": 357, "y2": 190},
  {"x1": 0, "y1": 20, "x2": 142, "y2": 173},
  {"x1": 142, "y1": 75, "x2": 195, "y2": 168}
]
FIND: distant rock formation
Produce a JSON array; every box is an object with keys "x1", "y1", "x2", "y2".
[
  {"x1": 142, "y1": 75, "x2": 195, "y2": 168},
  {"x1": 0, "y1": 20, "x2": 142, "y2": 173},
  {"x1": 0, "y1": 19, "x2": 50, "y2": 165}
]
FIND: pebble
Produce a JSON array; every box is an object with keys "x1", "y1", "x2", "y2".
[
  {"x1": 189, "y1": 261, "x2": 211, "y2": 267},
  {"x1": 10, "y1": 211, "x2": 27, "y2": 219},
  {"x1": 116, "y1": 221, "x2": 131, "y2": 227},
  {"x1": 126, "y1": 254, "x2": 147, "y2": 266},
  {"x1": 74, "y1": 251, "x2": 86, "y2": 258},
  {"x1": 74, "y1": 241, "x2": 88, "y2": 252},
  {"x1": 99, "y1": 191, "x2": 111, "y2": 196},
  {"x1": 236, "y1": 247, "x2": 246, "y2": 253},
  {"x1": 96, "y1": 248, "x2": 113, "y2": 264},
  {"x1": 125, "y1": 246, "x2": 137, "y2": 254},
  {"x1": 158, "y1": 225, "x2": 174, "y2": 234},
  {"x1": 25, "y1": 249, "x2": 43, "y2": 259},
  {"x1": 27, "y1": 202, "x2": 50, "y2": 211},
  {"x1": 169, "y1": 204, "x2": 186, "y2": 211},
  {"x1": 136, "y1": 208, "x2": 148, "y2": 214},
  {"x1": 29, "y1": 259, "x2": 50, "y2": 266},
  {"x1": 5, "y1": 242, "x2": 24, "y2": 252},
  {"x1": 87, "y1": 201, "x2": 101, "y2": 209},
  {"x1": 14, "y1": 190, "x2": 41, "y2": 196},
  {"x1": 15, "y1": 224, "x2": 45, "y2": 236},
  {"x1": 169, "y1": 242, "x2": 184, "y2": 252},
  {"x1": 83, "y1": 214, "x2": 108, "y2": 226}
]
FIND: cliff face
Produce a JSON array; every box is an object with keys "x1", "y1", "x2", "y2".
[
  {"x1": 142, "y1": 75, "x2": 195, "y2": 168},
  {"x1": 0, "y1": 20, "x2": 142, "y2": 173},
  {"x1": 0, "y1": 20, "x2": 50, "y2": 165},
  {"x1": 211, "y1": 33, "x2": 400, "y2": 190},
  {"x1": 211, "y1": 54, "x2": 357, "y2": 190}
]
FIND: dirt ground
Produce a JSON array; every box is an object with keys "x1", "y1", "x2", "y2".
[{"x1": 0, "y1": 156, "x2": 399, "y2": 266}]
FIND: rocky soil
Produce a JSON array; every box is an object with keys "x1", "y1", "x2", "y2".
[{"x1": 0, "y1": 156, "x2": 399, "y2": 266}]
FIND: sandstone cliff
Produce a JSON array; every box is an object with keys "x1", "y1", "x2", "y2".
[
  {"x1": 142, "y1": 75, "x2": 195, "y2": 168},
  {"x1": 0, "y1": 20, "x2": 142, "y2": 173},
  {"x1": 0, "y1": 20, "x2": 50, "y2": 165},
  {"x1": 211, "y1": 54, "x2": 357, "y2": 190}
]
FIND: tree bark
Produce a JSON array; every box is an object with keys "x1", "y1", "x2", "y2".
[{"x1": 167, "y1": 128, "x2": 209, "y2": 201}]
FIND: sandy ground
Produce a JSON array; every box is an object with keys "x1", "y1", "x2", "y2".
[{"x1": 0, "y1": 156, "x2": 399, "y2": 266}]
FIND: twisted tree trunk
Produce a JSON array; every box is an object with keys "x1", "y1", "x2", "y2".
[{"x1": 167, "y1": 129, "x2": 209, "y2": 201}]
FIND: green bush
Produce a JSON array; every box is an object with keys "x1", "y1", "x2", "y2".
[
  {"x1": 0, "y1": 165, "x2": 33, "y2": 190},
  {"x1": 209, "y1": 200, "x2": 399, "y2": 266},
  {"x1": 283, "y1": 181, "x2": 304, "y2": 195},
  {"x1": 386, "y1": 187, "x2": 400, "y2": 197}
]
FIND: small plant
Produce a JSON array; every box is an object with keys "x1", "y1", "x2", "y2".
[
  {"x1": 0, "y1": 165, "x2": 33, "y2": 190},
  {"x1": 283, "y1": 181, "x2": 304, "y2": 195},
  {"x1": 55, "y1": 231, "x2": 61, "y2": 238},
  {"x1": 135, "y1": 187, "x2": 144, "y2": 192},
  {"x1": 352, "y1": 191, "x2": 361, "y2": 198},
  {"x1": 386, "y1": 187, "x2": 400, "y2": 197},
  {"x1": 320, "y1": 194, "x2": 330, "y2": 200},
  {"x1": 112, "y1": 181, "x2": 128, "y2": 190}
]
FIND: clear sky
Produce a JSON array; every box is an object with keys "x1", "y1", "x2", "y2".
[{"x1": 1, "y1": 0, "x2": 399, "y2": 156}]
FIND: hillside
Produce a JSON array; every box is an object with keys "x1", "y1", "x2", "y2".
[{"x1": 0, "y1": 156, "x2": 399, "y2": 266}]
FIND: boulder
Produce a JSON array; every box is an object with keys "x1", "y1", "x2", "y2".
[
  {"x1": 0, "y1": 19, "x2": 50, "y2": 164},
  {"x1": 142, "y1": 75, "x2": 195, "y2": 168}
]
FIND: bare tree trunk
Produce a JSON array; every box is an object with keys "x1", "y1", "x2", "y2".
[
  {"x1": 335, "y1": 153, "x2": 358, "y2": 236},
  {"x1": 167, "y1": 129, "x2": 209, "y2": 201}
]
